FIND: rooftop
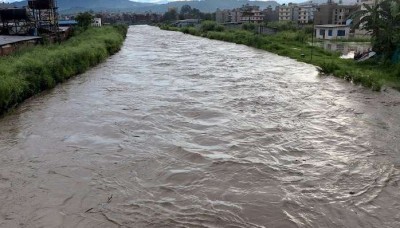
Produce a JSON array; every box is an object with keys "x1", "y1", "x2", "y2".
[
  {"x1": 0, "y1": 35, "x2": 41, "y2": 47},
  {"x1": 315, "y1": 24, "x2": 350, "y2": 28}
]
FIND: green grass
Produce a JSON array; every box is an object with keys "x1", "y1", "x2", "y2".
[
  {"x1": 161, "y1": 24, "x2": 400, "y2": 92},
  {"x1": 0, "y1": 25, "x2": 128, "y2": 115}
]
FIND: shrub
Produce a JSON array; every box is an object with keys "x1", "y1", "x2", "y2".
[
  {"x1": 201, "y1": 21, "x2": 218, "y2": 32},
  {"x1": 242, "y1": 23, "x2": 256, "y2": 32},
  {"x1": 320, "y1": 61, "x2": 340, "y2": 74}
]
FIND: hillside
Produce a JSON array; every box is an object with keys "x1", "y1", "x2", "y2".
[
  {"x1": 138, "y1": 0, "x2": 280, "y2": 13},
  {"x1": 8, "y1": 0, "x2": 154, "y2": 10}
]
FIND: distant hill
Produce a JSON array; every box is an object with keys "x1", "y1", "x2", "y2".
[
  {"x1": 6, "y1": 0, "x2": 154, "y2": 10},
  {"x1": 6, "y1": 0, "x2": 280, "y2": 13},
  {"x1": 135, "y1": 0, "x2": 280, "y2": 13},
  {"x1": 301, "y1": 0, "x2": 358, "y2": 5}
]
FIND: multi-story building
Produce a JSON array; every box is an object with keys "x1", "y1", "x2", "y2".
[
  {"x1": 315, "y1": 1, "x2": 358, "y2": 25},
  {"x1": 216, "y1": 9, "x2": 230, "y2": 24},
  {"x1": 229, "y1": 9, "x2": 242, "y2": 23},
  {"x1": 333, "y1": 5, "x2": 358, "y2": 25},
  {"x1": 279, "y1": 3, "x2": 299, "y2": 22},
  {"x1": 241, "y1": 5, "x2": 263, "y2": 23},
  {"x1": 298, "y1": 3, "x2": 317, "y2": 24},
  {"x1": 216, "y1": 5, "x2": 265, "y2": 24},
  {"x1": 263, "y1": 6, "x2": 279, "y2": 22}
]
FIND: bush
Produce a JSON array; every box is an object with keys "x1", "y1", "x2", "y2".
[
  {"x1": 215, "y1": 24, "x2": 225, "y2": 32},
  {"x1": 201, "y1": 21, "x2": 218, "y2": 32},
  {"x1": 320, "y1": 61, "x2": 340, "y2": 74},
  {"x1": 395, "y1": 63, "x2": 400, "y2": 78},
  {"x1": 266, "y1": 21, "x2": 297, "y2": 31},
  {"x1": 242, "y1": 23, "x2": 256, "y2": 32}
]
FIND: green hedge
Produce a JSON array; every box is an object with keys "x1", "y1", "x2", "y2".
[{"x1": 0, "y1": 25, "x2": 128, "y2": 115}]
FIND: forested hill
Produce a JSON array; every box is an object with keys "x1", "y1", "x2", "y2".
[{"x1": 7, "y1": 0, "x2": 280, "y2": 13}]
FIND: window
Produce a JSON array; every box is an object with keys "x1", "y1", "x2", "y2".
[
  {"x1": 337, "y1": 30, "x2": 346, "y2": 36},
  {"x1": 328, "y1": 30, "x2": 333, "y2": 36},
  {"x1": 320, "y1": 29, "x2": 325, "y2": 36}
]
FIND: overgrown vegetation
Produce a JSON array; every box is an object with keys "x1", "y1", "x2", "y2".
[
  {"x1": 352, "y1": 0, "x2": 400, "y2": 60},
  {"x1": 0, "y1": 25, "x2": 128, "y2": 115},
  {"x1": 161, "y1": 5, "x2": 215, "y2": 23},
  {"x1": 75, "y1": 12, "x2": 95, "y2": 29},
  {"x1": 161, "y1": 21, "x2": 400, "y2": 91}
]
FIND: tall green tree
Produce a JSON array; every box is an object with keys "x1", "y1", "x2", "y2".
[
  {"x1": 163, "y1": 8, "x2": 178, "y2": 22},
  {"x1": 75, "y1": 12, "x2": 94, "y2": 29},
  {"x1": 352, "y1": 0, "x2": 400, "y2": 58}
]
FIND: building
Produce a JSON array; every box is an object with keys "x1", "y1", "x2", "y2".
[
  {"x1": 174, "y1": 19, "x2": 201, "y2": 27},
  {"x1": 216, "y1": 5, "x2": 265, "y2": 24},
  {"x1": 279, "y1": 3, "x2": 299, "y2": 22},
  {"x1": 58, "y1": 20, "x2": 78, "y2": 27},
  {"x1": 92, "y1": 18, "x2": 102, "y2": 27},
  {"x1": 315, "y1": 24, "x2": 350, "y2": 40},
  {"x1": 333, "y1": 5, "x2": 358, "y2": 25},
  {"x1": 229, "y1": 9, "x2": 242, "y2": 23},
  {"x1": 263, "y1": 6, "x2": 279, "y2": 22},
  {"x1": 315, "y1": 1, "x2": 359, "y2": 25},
  {"x1": 240, "y1": 5, "x2": 263, "y2": 23},
  {"x1": 0, "y1": 35, "x2": 41, "y2": 56},
  {"x1": 216, "y1": 9, "x2": 230, "y2": 24},
  {"x1": 298, "y1": 3, "x2": 317, "y2": 24}
]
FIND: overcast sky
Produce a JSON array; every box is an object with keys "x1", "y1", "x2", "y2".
[{"x1": 3, "y1": 0, "x2": 301, "y2": 3}]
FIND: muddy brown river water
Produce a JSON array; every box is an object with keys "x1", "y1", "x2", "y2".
[{"x1": 1, "y1": 26, "x2": 400, "y2": 228}]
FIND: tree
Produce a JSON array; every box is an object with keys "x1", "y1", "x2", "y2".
[
  {"x1": 75, "y1": 12, "x2": 94, "y2": 29},
  {"x1": 352, "y1": 0, "x2": 400, "y2": 58},
  {"x1": 163, "y1": 8, "x2": 178, "y2": 22}
]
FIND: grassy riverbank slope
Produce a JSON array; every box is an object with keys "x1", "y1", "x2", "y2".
[
  {"x1": 161, "y1": 24, "x2": 400, "y2": 92},
  {"x1": 0, "y1": 25, "x2": 128, "y2": 115}
]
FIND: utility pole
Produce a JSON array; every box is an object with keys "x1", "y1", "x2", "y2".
[{"x1": 311, "y1": 9, "x2": 315, "y2": 61}]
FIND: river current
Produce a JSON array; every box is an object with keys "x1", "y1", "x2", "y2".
[{"x1": 0, "y1": 26, "x2": 400, "y2": 227}]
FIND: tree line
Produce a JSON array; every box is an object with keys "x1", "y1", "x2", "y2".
[{"x1": 162, "y1": 5, "x2": 215, "y2": 22}]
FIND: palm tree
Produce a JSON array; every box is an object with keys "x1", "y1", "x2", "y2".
[{"x1": 352, "y1": 0, "x2": 400, "y2": 58}]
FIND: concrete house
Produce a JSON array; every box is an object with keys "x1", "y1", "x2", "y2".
[
  {"x1": 279, "y1": 3, "x2": 299, "y2": 22},
  {"x1": 92, "y1": 18, "x2": 102, "y2": 27},
  {"x1": 315, "y1": 24, "x2": 350, "y2": 40},
  {"x1": 315, "y1": 1, "x2": 359, "y2": 25},
  {"x1": 174, "y1": 19, "x2": 201, "y2": 27}
]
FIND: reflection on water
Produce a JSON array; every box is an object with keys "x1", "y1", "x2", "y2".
[
  {"x1": 313, "y1": 41, "x2": 371, "y2": 59},
  {"x1": 0, "y1": 26, "x2": 399, "y2": 228}
]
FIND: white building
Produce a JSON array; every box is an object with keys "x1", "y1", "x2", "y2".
[
  {"x1": 315, "y1": 24, "x2": 350, "y2": 40},
  {"x1": 92, "y1": 18, "x2": 102, "y2": 27}
]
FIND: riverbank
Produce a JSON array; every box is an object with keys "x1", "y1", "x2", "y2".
[
  {"x1": 160, "y1": 25, "x2": 400, "y2": 92},
  {"x1": 0, "y1": 25, "x2": 128, "y2": 115}
]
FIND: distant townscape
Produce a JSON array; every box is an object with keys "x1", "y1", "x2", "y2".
[{"x1": 213, "y1": 0, "x2": 372, "y2": 39}]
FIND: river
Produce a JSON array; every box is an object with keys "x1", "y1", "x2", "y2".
[{"x1": 0, "y1": 25, "x2": 400, "y2": 228}]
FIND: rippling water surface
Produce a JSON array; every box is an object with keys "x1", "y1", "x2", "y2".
[{"x1": 1, "y1": 26, "x2": 400, "y2": 228}]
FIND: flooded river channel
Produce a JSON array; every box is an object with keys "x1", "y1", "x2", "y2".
[{"x1": 1, "y1": 26, "x2": 400, "y2": 227}]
